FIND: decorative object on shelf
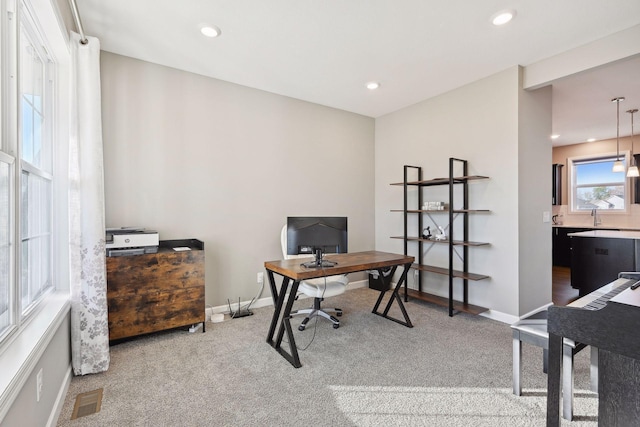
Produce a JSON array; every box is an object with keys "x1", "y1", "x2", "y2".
[
  {"x1": 612, "y1": 97, "x2": 626, "y2": 173},
  {"x1": 627, "y1": 108, "x2": 639, "y2": 178},
  {"x1": 423, "y1": 201, "x2": 446, "y2": 210},
  {"x1": 422, "y1": 226, "x2": 432, "y2": 239},
  {"x1": 434, "y1": 226, "x2": 447, "y2": 241}
]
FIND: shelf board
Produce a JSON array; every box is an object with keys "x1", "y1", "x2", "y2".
[
  {"x1": 454, "y1": 240, "x2": 490, "y2": 247},
  {"x1": 458, "y1": 175, "x2": 490, "y2": 182},
  {"x1": 411, "y1": 263, "x2": 489, "y2": 281},
  {"x1": 390, "y1": 175, "x2": 489, "y2": 187},
  {"x1": 390, "y1": 236, "x2": 490, "y2": 246},
  {"x1": 405, "y1": 289, "x2": 489, "y2": 315},
  {"x1": 452, "y1": 209, "x2": 490, "y2": 214},
  {"x1": 390, "y1": 209, "x2": 489, "y2": 214},
  {"x1": 390, "y1": 209, "x2": 448, "y2": 213}
]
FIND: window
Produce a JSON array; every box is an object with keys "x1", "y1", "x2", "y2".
[
  {"x1": 0, "y1": 0, "x2": 55, "y2": 339},
  {"x1": 0, "y1": 157, "x2": 11, "y2": 334},
  {"x1": 0, "y1": 0, "x2": 70, "y2": 409},
  {"x1": 19, "y1": 7, "x2": 54, "y2": 315},
  {"x1": 569, "y1": 154, "x2": 628, "y2": 212}
]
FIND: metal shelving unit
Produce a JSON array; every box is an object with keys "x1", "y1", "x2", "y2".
[{"x1": 390, "y1": 158, "x2": 490, "y2": 316}]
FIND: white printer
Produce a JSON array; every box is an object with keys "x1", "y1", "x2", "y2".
[{"x1": 106, "y1": 227, "x2": 159, "y2": 256}]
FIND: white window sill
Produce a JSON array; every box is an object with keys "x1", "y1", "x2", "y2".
[{"x1": 0, "y1": 292, "x2": 70, "y2": 422}]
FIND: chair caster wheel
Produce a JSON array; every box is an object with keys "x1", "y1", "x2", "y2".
[
  {"x1": 333, "y1": 324, "x2": 339, "y2": 329},
  {"x1": 298, "y1": 325, "x2": 306, "y2": 331},
  {"x1": 336, "y1": 312, "x2": 342, "y2": 317}
]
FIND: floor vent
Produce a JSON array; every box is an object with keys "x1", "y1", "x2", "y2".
[{"x1": 71, "y1": 388, "x2": 103, "y2": 420}]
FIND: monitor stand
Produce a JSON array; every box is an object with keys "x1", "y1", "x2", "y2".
[{"x1": 301, "y1": 248, "x2": 337, "y2": 268}]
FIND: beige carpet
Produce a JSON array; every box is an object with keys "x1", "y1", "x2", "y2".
[{"x1": 56, "y1": 287, "x2": 597, "y2": 426}]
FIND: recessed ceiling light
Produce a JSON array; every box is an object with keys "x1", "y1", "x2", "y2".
[
  {"x1": 366, "y1": 82, "x2": 380, "y2": 90},
  {"x1": 491, "y1": 9, "x2": 516, "y2": 26},
  {"x1": 551, "y1": 134, "x2": 560, "y2": 140},
  {"x1": 200, "y1": 25, "x2": 221, "y2": 38},
  {"x1": 587, "y1": 138, "x2": 596, "y2": 142}
]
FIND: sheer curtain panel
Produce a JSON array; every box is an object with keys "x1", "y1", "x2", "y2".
[{"x1": 69, "y1": 32, "x2": 110, "y2": 375}]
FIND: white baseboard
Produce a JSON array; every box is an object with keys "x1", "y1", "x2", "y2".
[
  {"x1": 48, "y1": 364, "x2": 72, "y2": 427},
  {"x1": 205, "y1": 279, "x2": 367, "y2": 321},
  {"x1": 205, "y1": 280, "x2": 540, "y2": 326},
  {"x1": 479, "y1": 310, "x2": 519, "y2": 324},
  {"x1": 480, "y1": 302, "x2": 552, "y2": 325}
]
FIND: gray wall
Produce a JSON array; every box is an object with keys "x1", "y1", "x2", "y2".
[
  {"x1": 1, "y1": 313, "x2": 71, "y2": 427},
  {"x1": 100, "y1": 52, "x2": 376, "y2": 307},
  {"x1": 517, "y1": 71, "x2": 553, "y2": 314},
  {"x1": 375, "y1": 66, "x2": 552, "y2": 319}
]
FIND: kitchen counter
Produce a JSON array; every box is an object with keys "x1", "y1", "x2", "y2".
[
  {"x1": 568, "y1": 230, "x2": 640, "y2": 240},
  {"x1": 554, "y1": 225, "x2": 640, "y2": 232}
]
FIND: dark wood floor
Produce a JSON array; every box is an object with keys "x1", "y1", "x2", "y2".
[{"x1": 552, "y1": 266, "x2": 578, "y2": 306}]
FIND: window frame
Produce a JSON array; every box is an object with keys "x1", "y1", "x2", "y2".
[
  {"x1": 17, "y1": 0, "x2": 55, "y2": 318},
  {"x1": 0, "y1": 0, "x2": 71, "y2": 418},
  {"x1": 0, "y1": 0, "x2": 66, "y2": 347},
  {"x1": 568, "y1": 151, "x2": 630, "y2": 214},
  {"x1": 0, "y1": 152, "x2": 15, "y2": 342}
]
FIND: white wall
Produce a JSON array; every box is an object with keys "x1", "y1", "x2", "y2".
[
  {"x1": 375, "y1": 66, "x2": 551, "y2": 319},
  {"x1": 517, "y1": 71, "x2": 553, "y2": 314},
  {"x1": 100, "y1": 52, "x2": 375, "y2": 307},
  {"x1": 1, "y1": 314, "x2": 71, "y2": 427},
  {"x1": 524, "y1": 24, "x2": 640, "y2": 90}
]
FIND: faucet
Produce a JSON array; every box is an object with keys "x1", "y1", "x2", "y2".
[{"x1": 591, "y1": 208, "x2": 601, "y2": 226}]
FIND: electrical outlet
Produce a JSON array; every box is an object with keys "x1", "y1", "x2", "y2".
[
  {"x1": 257, "y1": 272, "x2": 264, "y2": 284},
  {"x1": 36, "y1": 368, "x2": 43, "y2": 402}
]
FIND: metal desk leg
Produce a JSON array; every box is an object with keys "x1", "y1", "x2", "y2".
[
  {"x1": 267, "y1": 270, "x2": 278, "y2": 305},
  {"x1": 373, "y1": 266, "x2": 397, "y2": 312},
  {"x1": 372, "y1": 263, "x2": 413, "y2": 328},
  {"x1": 265, "y1": 271, "x2": 303, "y2": 368},
  {"x1": 274, "y1": 280, "x2": 301, "y2": 368},
  {"x1": 266, "y1": 272, "x2": 289, "y2": 344}
]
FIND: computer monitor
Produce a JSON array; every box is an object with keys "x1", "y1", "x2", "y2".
[{"x1": 287, "y1": 216, "x2": 348, "y2": 268}]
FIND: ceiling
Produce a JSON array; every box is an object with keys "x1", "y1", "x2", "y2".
[
  {"x1": 75, "y1": 0, "x2": 640, "y2": 146},
  {"x1": 550, "y1": 56, "x2": 640, "y2": 146}
]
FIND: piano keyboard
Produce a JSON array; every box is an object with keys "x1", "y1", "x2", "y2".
[{"x1": 568, "y1": 277, "x2": 638, "y2": 311}]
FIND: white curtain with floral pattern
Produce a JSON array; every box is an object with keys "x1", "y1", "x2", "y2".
[{"x1": 69, "y1": 31, "x2": 110, "y2": 375}]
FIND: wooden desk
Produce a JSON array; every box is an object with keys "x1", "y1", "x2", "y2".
[{"x1": 264, "y1": 250, "x2": 415, "y2": 368}]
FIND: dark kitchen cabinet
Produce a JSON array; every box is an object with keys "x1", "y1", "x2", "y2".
[
  {"x1": 552, "y1": 164, "x2": 563, "y2": 205},
  {"x1": 552, "y1": 227, "x2": 590, "y2": 267},
  {"x1": 570, "y1": 236, "x2": 639, "y2": 296}
]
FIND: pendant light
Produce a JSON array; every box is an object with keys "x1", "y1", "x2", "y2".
[
  {"x1": 612, "y1": 97, "x2": 626, "y2": 172},
  {"x1": 627, "y1": 108, "x2": 639, "y2": 178}
]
